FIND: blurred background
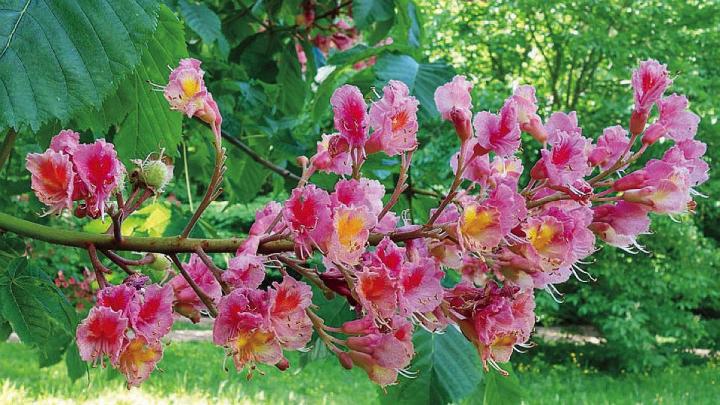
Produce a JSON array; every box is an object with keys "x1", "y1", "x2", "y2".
[{"x1": 1, "y1": 0, "x2": 719, "y2": 403}]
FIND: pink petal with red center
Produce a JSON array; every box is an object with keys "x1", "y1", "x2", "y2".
[
  {"x1": 544, "y1": 111, "x2": 582, "y2": 142},
  {"x1": 134, "y1": 284, "x2": 174, "y2": 343},
  {"x1": 213, "y1": 288, "x2": 269, "y2": 346},
  {"x1": 310, "y1": 133, "x2": 352, "y2": 175},
  {"x1": 331, "y1": 84, "x2": 368, "y2": 147},
  {"x1": 537, "y1": 131, "x2": 592, "y2": 187},
  {"x1": 632, "y1": 59, "x2": 671, "y2": 114},
  {"x1": 473, "y1": 100, "x2": 521, "y2": 157},
  {"x1": 398, "y1": 258, "x2": 444, "y2": 315},
  {"x1": 76, "y1": 306, "x2": 128, "y2": 365},
  {"x1": 268, "y1": 276, "x2": 313, "y2": 349},
  {"x1": 283, "y1": 185, "x2": 333, "y2": 258},
  {"x1": 366, "y1": 80, "x2": 419, "y2": 156},
  {"x1": 72, "y1": 139, "x2": 125, "y2": 218},
  {"x1": 97, "y1": 284, "x2": 140, "y2": 325},
  {"x1": 223, "y1": 248, "x2": 266, "y2": 290},
  {"x1": 26, "y1": 150, "x2": 75, "y2": 215},
  {"x1": 331, "y1": 178, "x2": 385, "y2": 217},
  {"x1": 356, "y1": 266, "x2": 398, "y2": 319}
]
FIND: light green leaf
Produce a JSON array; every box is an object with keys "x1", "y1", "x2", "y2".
[
  {"x1": 483, "y1": 363, "x2": 524, "y2": 405},
  {"x1": 374, "y1": 54, "x2": 455, "y2": 120},
  {"x1": 178, "y1": 0, "x2": 224, "y2": 45},
  {"x1": 0, "y1": 0, "x2": 159, "y2": 132},
  {"x1": 381, "y1": 327, "x2": 482, "y2": 405}
]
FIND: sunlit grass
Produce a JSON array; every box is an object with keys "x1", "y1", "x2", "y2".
[{"x1": 0, "y1": 341, "x2": 718, "y2": 404}]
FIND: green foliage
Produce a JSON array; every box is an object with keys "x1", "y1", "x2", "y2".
[
  {"x1": 482, "y1": 364, "x2": 523, "y2": 405},
  {"x1": 382, "y1": 328, "x2": 482, "y2": 404},
  {"x1": 0, "y1": 0, "x2": 160, "y2": 132},
  {"x1": 0, "y1": 258, "x2": 79, "y2": 376}
]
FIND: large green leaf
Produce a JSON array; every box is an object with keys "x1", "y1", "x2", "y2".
[
  {"x1": 354, "y1": 0, "x2": 395, "y2": 29},
  {"x1": 111, "y1": 6, "x2": 187, "y2": 160},
  {"x1": 178, "y1": 0, "x2": 224, "y2": 45},
  {"x1": 374, "y1": 54, "x2": 455, "y2": 120},
  {"x1": 277, "y1": 43, "x2": 307, "y2": 115},
  {"x1": 65, "y1": 340, "x2": 88, "y2": 382},
  {"x1": 0, "y1": 313, "x2": 11, "y2": 342},
  {"x1": 0, "y1": 0, "x2": 160, "y2": 132},
  {"x1": 483, "y1": 363, "x2": 524, "y2": 405},
  {"x1": 0, "y1": 257, "x2": 77, "y2": 367},
  {"x1": 381, "y1": 327, "x2": 483, "y2": 404}
]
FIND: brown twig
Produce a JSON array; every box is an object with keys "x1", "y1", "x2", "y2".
[
  {"x1": 100, "y1": 250, "x2": 136, "y2": 275},
  {"x1": 194, "y1": 247, "x2": 231, "y2": 294},
  {"x1": 169, "y1": 254, "x2": 218, "y2": 317},
  {"x1": 275, "y1": 254, "x2": 334, "y2": 298},
  {"x1": 221, "y1": 131, "x2": 302, "y2": 182},
  {"x1": 87, "y1": 244, "x2": 109, "y2": 289}
]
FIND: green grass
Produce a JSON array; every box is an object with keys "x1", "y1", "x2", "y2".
[{"x1": 0, "y1": 341, "x2": 718, "y2": 404}]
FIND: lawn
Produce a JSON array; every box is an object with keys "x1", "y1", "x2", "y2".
[{"x1": 0, "y1": 340, "x2": 718, "y2": 405}]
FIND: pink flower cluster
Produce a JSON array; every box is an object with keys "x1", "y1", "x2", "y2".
[
  {"x1": 76, "y1": 276, "x2": 173, "y2": 387},
  {"x1": 26, "y1": 130, "x2": 125, "y2": 218},
  {"x1": 65, "y1": 58, "x2": 708, "y2": 389}
]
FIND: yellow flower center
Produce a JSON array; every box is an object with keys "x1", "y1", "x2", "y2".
[
  {"x1": 527, "y1": 222, "x2": 558, "y2": 252},
  {"x1": 461, "y1": 206, "x2": 495, "y2": 237},
  {"x1": 180, "y1": 76, "x2": 201, "y2": 98},
  {"x1": 336, "y1": 212, "x2": 365, "y2": 247}
]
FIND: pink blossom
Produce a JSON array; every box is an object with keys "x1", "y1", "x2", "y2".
[
  {"x1": 459, "y1": 184, "x2": 526, "y2": 251},
  {"x1": 630, "y1": 59, "x2": 672, "y2": 134},
  {"x1": 49, "y1": 129, "x2": 80, "y2": 154},
  {"x1": 662, "y1": 140, "x2": 709, "y2": 187},
  {"x1": 164, "y1": 58, "x2": 223, "y2": 141},
  {"x1": 473, "y1": 100, "x2": 521, "y2": 157},
  {"x1": 398, "y1": 258, "x2": 444, "y2": 315},
  {"x1": 249, "y1": 201, "x2": 285, "y2": 236},
  {"x1": 72, "y1": 140, "x2": 125, "y2": 218},
  {"x1": 366, "y1": 80, "x2": 419, "y2": 156},
  {"x1": 367, "y1": 237, "x2": 406, "y2": 277},
  {"x1": 327, "y1": 205, "x2": 377, "y2": 265},
  {"x1": 643, "y1": 94, "x2": 700, "y2": 144},
  {"x1": 268, "y1": 276, "x2": 313, "y2": 350},
  {"x1": 356, "y1": 266, "x2": 398, "y2": 319},
  {"x1": 434, "y1": 75, "x2": 474, "y2": 140},
  {"x1": 26, "y1": 150, "x2": 75, "y2": 215},
  {"x1": 331, "y1": 178, "x2": 385, "y2": 217},
  {"x1": 331, "y1": 85, "x2": 368, "y2": 147},
  {"x1": 375, "y1": 211, "x2": 399, "y2": 234},
  {"x1": 489, "y1": 156, "x2": 523, "y2": 188},
  {"x1": 283, "y1": 185, "x2": 333, "y2": 258},
  {"x1": 451, "y1": 138, "x2": 491, "y2": 185},
  {"x1": 96, "y1": 284, "x2": 140, "y2": 324},
  {"x1": 544, "y1": 111, "x2": 582, "y2": 142},
  {"x1": 510, "y1": 85, "x2": 548, "y2": 143},
  {"x1": 76, "y1": 306, "x2": 128, "y2": 365},
  {"x1": 169, "y1": 254, "x2": 222, "y2": 322},
  {"x1": 223, "y1": 248, "x2": 266, "y2": 290},
  {"x1": 589, "y1": 126, "x2": 630, "y2": 171},
  {"x1": 590, "y1": 201, "x2": 650, "y2": 251},
  {"x1": 134, "y1": 284, "x2": 173, "y2": 343},
  {"x1": 532, "y1": 131, "x2": 592, "y2": 187},
  {"x1": 346, "y1": 317, "x2": 414, "y2": 387},
  {"x1": 310, "y1": 133, "x2": 352, "y2": 175},
  {"x1": 621, "y1": 160, "x2": 691, "y2": 214},
  {"x1": 117, "y1": 337, "x2": 163, "y2": 387}
]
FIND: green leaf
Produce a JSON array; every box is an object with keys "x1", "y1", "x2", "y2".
[
  {"x1": 483, "y1": 363, "x2": 524, "y2": 405},
  {"x1": 354, "y1": 0, "x2": 395, "y2": 29},
  {"x1": 178, "y1": 0, "x2": 224, "y2": 45},
  {"x1": 0, "y1": 313, "x2": 11, "y2": 342},
  {"x1": 0, "y1": 257, "x2": 77, "y2": 367},
  {"x1": 382, "y1": 328, "x2": 482, "y2": 405},
  {"x1": 111, "y1": 5, "x2": 188, "y2": 161},
  {"x1": 277, "y1": 43, "x2": 307, "y2": 115},
  {"x1": 65, "y1": 340, "x2": 88, "y2": 382},
  {"x1": 224, "y1": 145, "x2": 271, "y2": 203},
  {"x1": 374, "y1": 54, "x2": 455, "y2": 120},
  {"x1": 0, "y1": 0, "x2": 160, "y2": 132}
]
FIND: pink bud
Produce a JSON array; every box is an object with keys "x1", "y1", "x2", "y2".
[
  {"x1": 630, "y1": 110, "x2": 649, "y2": 136},
  {"x1": 275, "y1": 357, "x2": 290, "y2": 371},
  {"x1": 613, "y1": 171, "x2": 647, "y2": 191},
  {"x1": 642, "y1": 123, "x2": 666, "y2": 145},
  {"x1": 520, "y1": 115, "x2": 548, "y2": 144},
  {"x1": 450, "y1": 108, "x2": 473, "y2": 141},
  {"x1": 338, "y1": 351, "x2": 354, "y2": 370}
]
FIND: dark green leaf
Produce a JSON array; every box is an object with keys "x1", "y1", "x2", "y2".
[
  {"x1": 277, "y1": 43, "x2": 307, "y2": 115},
  {"x1": 483, "y1": 363, "x2": 524, "y2": 405},
  {"x1": 382, "y1": 328, "x2": 482, "y2": 405},
  {"x1": 0, "y1": 313, "x2": 11, "y2": 342},
  {"x1": 0, "y1": 257, "x2": 76, "y2": 367},
  {"x1": 354, "y1": 0, "x2": 395, "y2": 29},
  {"x1": 0, "y1": 0, "x2": 159, "y2": 132},
  {"x1": 374, "y1": 54, "x2": 455, "y2": 120},
  {"x1": 112, "y1": 5, "x2": 188, "y2": 161},
  {"x1": 65, "y1": 340, "x2": 88, "y2": 381}
]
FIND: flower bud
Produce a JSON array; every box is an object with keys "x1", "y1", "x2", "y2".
[
  {"x1": 450, "y1": 108, "x2": 473, "y2": 141},
  {"x1": 149, "y1": 254, "x2": 172, "y2": 272},
  {"x1": 629, "y1": 110, "x2": 649, "y2": 136},
  {"x1": 338, "y1": 351, "x2": 354, "y2": 370},
  {"x1": 275, "y1": 357, "x2": 290, "y2": 371},
  {"x1": 613, "y1": 171, "x2": 647, "y2": 191},
  {"x1": 140, "y1": 159, "x2": 173, "y2": 193},
  {"x1": 641, "y1": 123, "x2": 666, "y2": 145},
  {"x1": 520, "y1": 115, "x2": 548, "y2": 144}
]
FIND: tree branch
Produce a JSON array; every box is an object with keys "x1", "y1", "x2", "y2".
[{"x1": 221, "y1": 131, "x2": 302, "y2": 182}]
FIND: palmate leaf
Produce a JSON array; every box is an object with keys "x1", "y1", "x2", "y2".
[
  {"x1": 178, "y1": 0, "x2": 224, "y2": 45},
  {"x1": 482, "y1": 363, "x2": 524, "y2": 405},
  {"x1": 381, "y1": 327, "x2": 482, "y2": 405},
  {"x1": 0, "y1": 0, "x2": 160, "y2": 133},
  {"x1": 75, "y1": 5, "x2": 187, "y2": 161},
  {"x1": 0, "y1": 257, "x2": 77, "y2": 367}
]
